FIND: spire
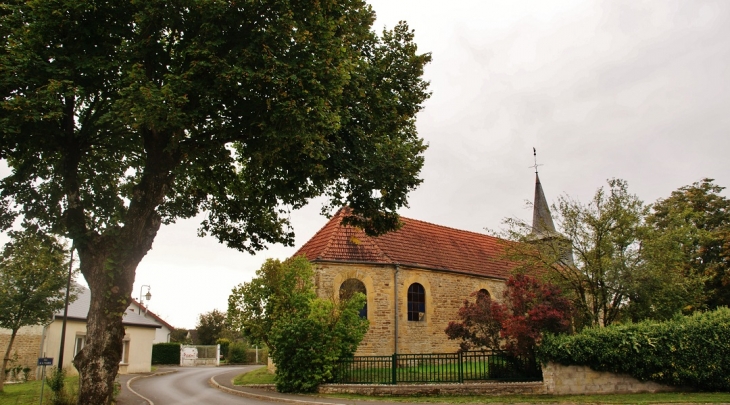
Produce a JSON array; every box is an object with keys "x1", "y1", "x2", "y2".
[
  {"x1": 532, "y1": 173, "x2": 556, "y2": 236},
  {"x1": 530, "y1": 148, "x2": 556, "y2": 236}
]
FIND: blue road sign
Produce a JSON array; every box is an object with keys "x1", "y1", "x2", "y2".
[{"x1": 37, "y1": 357, "x2": 53, "y2": 366}]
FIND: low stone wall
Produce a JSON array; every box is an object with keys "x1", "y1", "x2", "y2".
[{"x1": 542, "y1": 362, "x2": 678, "y2": 395}]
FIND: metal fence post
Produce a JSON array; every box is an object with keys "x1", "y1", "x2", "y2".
[
  {"x1": 391, "y1": 353, "x2": 397, "y2": 385},
  {"x1": 458, "y1": 351, "x2": 463, "y2": 383}
]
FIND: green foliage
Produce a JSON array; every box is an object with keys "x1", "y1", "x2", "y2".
[
  {"x1": 1, "y1": 0, "x2": 429, "y2": 401},
  {"x1": 151, "y1": 343, "x2": 181, "y2": 365},
  {"x1": 227, "y1": 257, "x2": 317, "y2": 349},
  {"x1": 0, "y1": 230, "x2": 72, "y2": 331},
  {"x1": 502, "y1": 179, "x2": 705, "y2": 328},
  {"x1": 195, "y1": 309, "x2": 227, "y2": 345},
  {"x1": 647, "y1": 179, "x2": 730, "y2": 309},
  {"x1": 229, "y1": 256, "x2": 368, "y2": 392},
  {"x1": 270, "y1": 293, "x2": 369, "y2": 393},
  {"x1": 45, "y1": 367, "x2": 76, "y2": 405},
  {"x1": 169, "y1": 329, "x2": 191, "y2": 344},
  {"x1": 0, "y1": 230, "x2": 73, "y2": 391},
  {"x1": 217, "y1": 338, "x2": 231, "y2": 359},
  {"x1": 538, "y1": 308, "x2": 730, "y2": 391},
  {"x1": 228, "y1": 342, "x2": 247, "y2": 364}
]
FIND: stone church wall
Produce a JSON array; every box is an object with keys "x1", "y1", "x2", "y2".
[{"x1": 314, "y1": 262, "x2": 506, "y2": 356}]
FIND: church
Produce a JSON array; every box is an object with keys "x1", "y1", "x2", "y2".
[{"x1": 293, "y1": 173, "x2": 557, "y2": 356}]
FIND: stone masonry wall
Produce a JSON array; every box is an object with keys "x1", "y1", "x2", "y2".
[
  {"x1": 0, "y1": 326, "x2": 43, "y2": 381},
  {"x1": 542, "y1": 362, "x2": 677, "y2": 395},
  {"x1": 314, "y1": 262, "x2": 506, "y2": 356}
]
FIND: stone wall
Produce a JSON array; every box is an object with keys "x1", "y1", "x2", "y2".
[
  {"x1": 542, "y1": 362, "x2": 677, "y2": 395},
  {"x1": 0, "y1": 325, "x2": 44, "y2": 381},
  {"x1": 314, "y1": 262, "x2": 506, "y2": 356}
]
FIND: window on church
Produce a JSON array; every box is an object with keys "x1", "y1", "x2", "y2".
[
  {"x1": 407, "y1": 283, "x2": 425, "y2": 321},
  {"x1": 340, "y1": 278, "x2": 367, "y2": 319},
  {"x1": 477, "y1": 289, "x2": 490, "y2": 305}
]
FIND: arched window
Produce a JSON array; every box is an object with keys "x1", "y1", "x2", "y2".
[
  {"x1": 340, "y1": 279, "x2": 367, "y2": 318},
  {"x1": 476, "y1": 289, "x2": 491, "y2": 305},
  {"x1": 407, "y1": 283, "x2": 426, "y2": 321}
]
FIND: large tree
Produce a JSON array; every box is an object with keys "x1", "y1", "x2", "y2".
[
  {"x1": 0, "y1": 230, "x2": 71, "y2": 392},
  {"x1": 502, "y1": 179, "x2": 704, "y2": 328},
  {"x1": 195, "y1": 309, "x2": 227, "y2": 345},
  {"x1": 647, "y1": 179, "x2": 730, "y2": 309},
  {"x1": 0, "y1": 1, "x2": 430, "y2": 402}
]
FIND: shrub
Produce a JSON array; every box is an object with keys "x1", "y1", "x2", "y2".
[
  {"x1": 152, "y1": 343, "x2": 181, "y2": 365},
  {"x1": 217, "y1": 338, "x2": 231, "y2": 359},
  {"x1": 228, "y1": 342, "x2": 247, "y2": 364},
  {"x1": 270, "y1": 294, "x2": 368, "y2": 393},
  {"x1": 538, "y1": 307, "x2": 730, "y2": 391}
]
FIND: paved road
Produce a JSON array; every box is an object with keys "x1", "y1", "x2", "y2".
[{"x1": 120, "y1": 365, "x2": 278, "y2": 405}]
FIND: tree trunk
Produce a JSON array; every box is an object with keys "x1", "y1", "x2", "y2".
[
  {"x1": 62, "y1": 127, "x2": 176, "y2": 404},
  {"x1": 0, "y1": 329, "x2": 19, "y2": 392},
  {"x1": 72, "y1": 215, "x2": 163, "y2": 404},
  {"x1": 72, "y1": 248, "x2": 131, "y2": 404}
]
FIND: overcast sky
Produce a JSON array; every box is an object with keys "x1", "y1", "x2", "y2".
[{"x1": 8, "y1": 0, "x2": 729, "y2": 329}]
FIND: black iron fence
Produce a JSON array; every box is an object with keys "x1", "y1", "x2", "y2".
[{"x1": 332, "y1": 351, "x2": 541, "y2": 384}]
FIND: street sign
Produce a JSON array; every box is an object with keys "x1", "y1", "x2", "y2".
[{"x1": 37, "y1": 357, "x2": 53, "y2": 366}]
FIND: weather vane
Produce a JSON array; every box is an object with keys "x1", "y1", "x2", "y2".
[{"x1": 529, "y1": 147, "x2": 543, "y2": 174}]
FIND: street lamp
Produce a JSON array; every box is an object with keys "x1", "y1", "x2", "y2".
[{"x1": 138, "y1": 285, "x2": 151, "y2": 314}]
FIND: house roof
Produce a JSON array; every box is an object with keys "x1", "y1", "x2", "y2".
[
  {"x1": 131, "y1": 300, "x2": 175, "y2": 331},
  {"x1": 55, "y1": 286, "x2": 160, "y2": 329},
  {"x1": 294, "y1": 208, "x2": 516, "y2": 279}
]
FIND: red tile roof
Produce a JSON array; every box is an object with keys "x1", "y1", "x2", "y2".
[{"x1": 294, "y1": 208, "x2": 516, "y2": 280}]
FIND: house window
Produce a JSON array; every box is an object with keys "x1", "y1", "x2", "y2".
[
  {"x1": 121, "y1": 339, "x2": 130, "y2": 365},
  {"x1": 407, "y1": 283, "x2": 426, "y2": 321},
  {"x1": 74, "y1": 335, "x2": 86, "y2": 357},
  {"x1": 340, "y1": 279, "x2": 367, "y2": 318}
]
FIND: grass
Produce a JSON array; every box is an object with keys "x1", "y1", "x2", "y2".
[
  {"x1": 232, "y1": 368, "x2": 730, "y2": 404},
  {"x1": 0, "y1": 375, "x2": 79, "y2": 405},
  {"x1": 322, "y1": 392, "x2": 730, "y2": 404},
  {"x1": 233, "y1": 366, "x2": 276, "y2": 385}
]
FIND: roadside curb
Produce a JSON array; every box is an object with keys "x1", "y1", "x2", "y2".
[
  {"x1": 126, "y1": 370, "x2": 178, "y2": 405},
  {"x1": 209, "y1": 373, "x2": 345, "y2": 405}
]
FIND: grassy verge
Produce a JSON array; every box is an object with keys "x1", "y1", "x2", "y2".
[
  {"x1": 321, "y1": 392, "x2": 730, "y2": 404},
  {"x1": 231, "y1": 368, "x2": 730, "y2": 404},
  {"x1": 322, "y1": 392, "x2": 730, "y2": 404},
  {"x1": 233, "y1": 366, "x2": 276, "y2": 385},
  {"x1": 0, "y1": 375, "x2": 79, "y2": 405}
]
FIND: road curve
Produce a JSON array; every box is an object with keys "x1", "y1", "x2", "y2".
[{"x1": 124, "y1": 365, "x2": 268, "y2": 405}]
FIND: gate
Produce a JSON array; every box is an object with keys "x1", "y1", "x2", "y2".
[{"x1": 180, "y1": 344, "x2": 220, "y2": 367}]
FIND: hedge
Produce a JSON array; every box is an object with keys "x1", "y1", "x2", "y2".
[
  {"x1": 537, "y1": 307, "x2": 730, "y2": 391},
  {"x1": 227, "y1": 342, "x2": 268, "y2": 364},
  {"x1": 152, "y1": 343, "x2": 181, "y2": 365}
]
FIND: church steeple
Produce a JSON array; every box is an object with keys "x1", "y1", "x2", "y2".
[
  {"x1": 529, "y1": 148, "x2": 557, "y2": 238},
  {"x1": 528, "y1": 148, "x2": 573, "y2": 265},
  {"x1": 532, "y1": 173, "x2": 556, "y2": 236}
]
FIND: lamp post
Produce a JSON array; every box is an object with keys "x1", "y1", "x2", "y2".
[{"x1": 138, "y1": 285, "x2": 151, "y2": 314}]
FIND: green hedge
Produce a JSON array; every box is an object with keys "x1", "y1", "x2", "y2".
[
  {"x1": 537, "y1": 307, "x2": 730, "y2": 391},
  {"x1": 152, "y1": 343, "x2": 181, "y2": 365},
  {"x1": 227, "y1": 342, "x2": 268, "y2": 364}
]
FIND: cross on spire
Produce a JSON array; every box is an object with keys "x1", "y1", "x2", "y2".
[{"x1": 529, "y1": 147, "x2": 543, "y2": 174}]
